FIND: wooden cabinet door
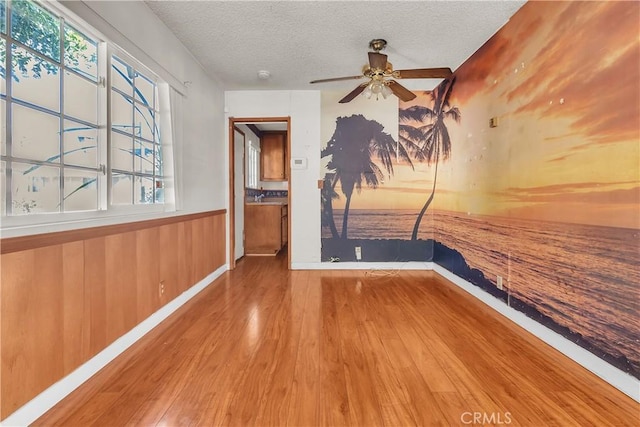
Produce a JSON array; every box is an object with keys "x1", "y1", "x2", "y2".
[
  {"x1": 281, "y1": 205, "x2": 288, "y2": 246},
  {"x1": 260, "y1": 132, "x2": 286, "y2": 181},
  {"x1": 281, "y1": 215, "x2": 288, "y2": 246},
  {"x1": 245, "y1": 204, "x2": 282, "y2": 255}
]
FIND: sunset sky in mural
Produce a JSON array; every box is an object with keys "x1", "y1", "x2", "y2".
[
  {"x1": 437, "y1": 1, "x2": 639, "y2": 229},
  {"x1": 321, "y1": 90, "x2": 432, "y2": 212}
]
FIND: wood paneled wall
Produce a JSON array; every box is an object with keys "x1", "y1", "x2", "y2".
[{"x1": 0, "y1": 211, "x2": 226, "y2": 419}]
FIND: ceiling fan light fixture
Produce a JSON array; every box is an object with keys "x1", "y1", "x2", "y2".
[
  {"x1": 381, "y1": 83, "x2": 393, "y2": 99},
  {"x1": 363, "y1": 84, "x2": 373, "y2": 99},
  {"x1": 364, "y1": 80, "x2": 391, "y2": 100},
  {"x1": 310, "y1": 39, "x2": 452, "y2": 103}
]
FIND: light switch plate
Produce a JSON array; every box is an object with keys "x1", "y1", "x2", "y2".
[{"x1": 291, "y1": 157, "x2": 308, "y2": 169}]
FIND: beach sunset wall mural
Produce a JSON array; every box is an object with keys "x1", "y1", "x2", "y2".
[
  {"x1": 432, "y1": 1, "x2": 639, "y2": 378},
  {"x1": 321, "y1": 1, "x2": 639, "y2": 379}
]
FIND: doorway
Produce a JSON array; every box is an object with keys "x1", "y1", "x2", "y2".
[{"x1": 228, "y1": 117, "x2": 291, "y2": 270}]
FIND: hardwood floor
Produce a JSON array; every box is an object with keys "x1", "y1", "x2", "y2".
[{"x1": 35, "y1": 255, "x2": 638, "y2": 426}]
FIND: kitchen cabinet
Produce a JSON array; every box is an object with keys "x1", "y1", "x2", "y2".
[
  {"x1": 244, "y1": 203, "x2": 288, "y2": 255},
  {"x1": 281, "y1": 204, "x2": 288, "y2": 246},
  {"x1": 260, "y1": 132, "x2": 287, "y2": 181}
]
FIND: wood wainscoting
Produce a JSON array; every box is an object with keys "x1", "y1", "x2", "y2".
[{"x1": 0, "y1": 210, "x2": 226, "y2": 420}]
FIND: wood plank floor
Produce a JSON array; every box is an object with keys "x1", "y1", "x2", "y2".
[{"x1": 35, "y1": 254, "x2": 638, "y2": 426}]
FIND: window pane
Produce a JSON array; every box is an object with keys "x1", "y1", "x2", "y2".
[
  {"x1": 1, "y1": 0, "x2": 6, "y2": 35},
  {"x1": 134, "y1": 71, "x2": 154, "y2": 107},
  {"x1": 11, "y1": 162, "x2": 60, "y2": 214},
  {"x1": 134, "y1": 175, "x2": 154, "y2": 204},
  {"x1": 111, "y1": 90, "x2": 133, "y2": 135},
  {"x1": 155, "y1": 143, "x2": 163, "y2": 175},
  {"x1": 154, "y1": 179, "x2": 164, "y2": 203},
  {"x1": 12, "y1": 44, "x2": 60, "y2": 112},
  {"x1": 111, "y1": 131, "x2": 133, "y2": 171},
  {"x1": 64, "y1": 168, "x2": 97, "y2": 211},
  {"x1": 0, "y1": 161, "x2": 5, "y2": 216},
  {"x1": 134, "y1": 103, "x2": 154, "y2": 141},
  {"x1": 64, "y1": 71, "x2": 97, "y2": 124},
  {"x1": 111, "y1": 56, "x2": 133, "y2": 96},
  {"x1": 63, "y1": 120, "x2": 97, "y2": 168},
  {"x1": 11, "y1": 0, "x2": 60, "y2": 62},
  {"x1": 1, "y1": 38, "x2": 5, "y2": 95},
  {"x1": 12, "y1": 104, "x2": 59, "y2": 163},
  {"x1": 134, "y1": 139, "x2": 154, "y2": 174},
  {"x1": 64, "y1": 24, "x2": 97, "y2": 81},
  {"x1": 111, "y1": 172, "x2": 132, "y2": 205}
]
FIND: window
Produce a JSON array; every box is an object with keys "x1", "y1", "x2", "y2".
[
  {"x1": 0, "y1": 0, "x2": 171, "y2": 223},
  {"x1": 110, "y1": 55, "x2": 163, "y2": 205},
  {"x1": 246, "y1": 141, "x2": 259, "y2": 189}
]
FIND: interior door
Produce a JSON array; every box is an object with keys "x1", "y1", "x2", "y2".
[{"x1": 233, "y1": 128, "x2": 245, "y2": 260}]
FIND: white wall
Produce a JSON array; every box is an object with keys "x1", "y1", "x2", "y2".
[
  {"x1": 225, "y1": 91, "x2": 322, "y2": 266},
  {"x1": 233, "y1": 127, "x2": 244, "y2": 260},
  {"x1": 62, "y1": 1, "x2": 226, "y2": 214}
]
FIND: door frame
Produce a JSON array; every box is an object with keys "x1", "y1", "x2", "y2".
[{"x1": 228, "y1": 116, "x2": 291, "y2": 270}]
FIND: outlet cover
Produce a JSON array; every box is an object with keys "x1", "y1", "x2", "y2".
[
  {"x1": 355, "y1": 246, "x2": 362, "y2": 260},
  {"x1": 497, "y1": 275, "x2": 503, "y2": 290}
]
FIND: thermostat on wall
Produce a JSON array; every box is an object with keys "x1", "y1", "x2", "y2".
[{"x1": 291, "y1": 157, "x2": 308, "y2": 170}]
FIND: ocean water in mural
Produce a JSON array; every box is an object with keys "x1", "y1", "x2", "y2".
[
  {"x1": 322, "y1": 210, "x2": 429, "y2": 240},
  {"x1": 433, "y1": 211, "x2": 640, "y2": 377}
]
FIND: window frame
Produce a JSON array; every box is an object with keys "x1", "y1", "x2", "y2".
[
  {"x1": 107, "y1": 47, "x2": 165, "y2": 209},
  {"x1": 246, "y1": 139, "x2": 260, "y2": 190},
  {"x1": 0, "y1": 0, "x2": 175, "y2": 233}
]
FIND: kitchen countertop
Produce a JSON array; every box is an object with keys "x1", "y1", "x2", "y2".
[{"x1": 245, "y1": 200, "x2": 288, "y2": 206}]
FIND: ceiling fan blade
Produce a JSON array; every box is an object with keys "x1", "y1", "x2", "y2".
[
  {"x1": 310, "y1": 75, "x2": 365, "y2": 84},
  {"x1": 395, "y1": 67, "x2": 453, "y2": 79},
  {"x1": 338, "y1": 83, "x2": 368, "y2": 103},
  {"x1": 368, "y1": 52, "x2": 388, "y2": 70},
  {"x1": 387, "y1": 80, "x2": 417, "y2": 102}
]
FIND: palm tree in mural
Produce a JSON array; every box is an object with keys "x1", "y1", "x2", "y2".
[
  {"x1": 321, "y1": 172, "x2": 341, "y2": 238},
  {"x1": 399, "y1": 77, "x2": 460, "y2": 240},
  {"x1": 322, "y1": 114, "x2": 413, "y2": 239}
]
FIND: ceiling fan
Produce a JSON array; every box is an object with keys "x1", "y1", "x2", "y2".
[{"x1": 310, "y1": 39, "x2": 452, "y2": 103}]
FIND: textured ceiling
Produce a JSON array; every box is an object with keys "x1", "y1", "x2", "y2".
[{"x1": 145, "y1": 1, "x2": 525, "y2": 91}]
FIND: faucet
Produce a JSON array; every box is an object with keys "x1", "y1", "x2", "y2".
[{"x1": 254, "y1": 194, "x2": 265, "y2": 203}]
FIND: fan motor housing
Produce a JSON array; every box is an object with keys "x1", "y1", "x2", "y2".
[{"x1": 369, "y1": 39, "x2": 387, "y2": 52}]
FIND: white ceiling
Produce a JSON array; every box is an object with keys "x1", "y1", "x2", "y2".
[{"x1": 145, "y1": 1, "x2": 525, "y2": 92}]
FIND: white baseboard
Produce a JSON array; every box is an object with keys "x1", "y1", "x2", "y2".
[
  {"x1": 0, "y1": 264, "x2": 229, "y2": 427},
  {"x1": 433, "y1": 264, "x2": 640, "y2": 402},
  {"x1": 291, "y1": 261, "x2": 434, "y2": 270}
]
